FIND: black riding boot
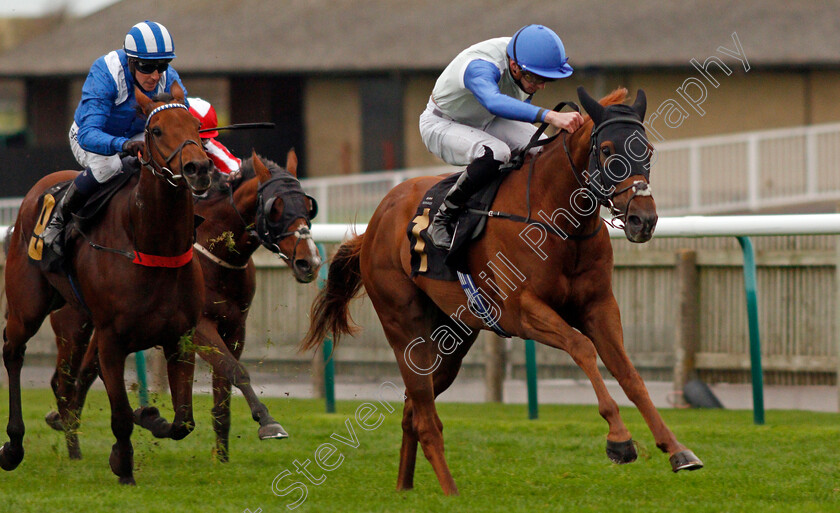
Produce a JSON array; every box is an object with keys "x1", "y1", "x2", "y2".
[
  {"x1": 427, "y1": 147, "x2": 502, "y2": 250},
  {"x1": 39, "y1": 182, "x2": 90, "y2": 256}
]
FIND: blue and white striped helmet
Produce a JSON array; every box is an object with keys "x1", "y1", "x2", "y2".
[{"x1": 124, "y1": 21, "x2": 176, "y2": 60}]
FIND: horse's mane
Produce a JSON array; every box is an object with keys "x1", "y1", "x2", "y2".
[
  {"x1": 152, "y1": 92, "x2": 175, "y2": 103},
  {"x1": 236, "y1": 154, "x2": 286, "y2": 184}
]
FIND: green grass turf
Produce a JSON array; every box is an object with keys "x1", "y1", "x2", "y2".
[{"x1": 0, "y1": 389, "x2": 838, "y2": 512}]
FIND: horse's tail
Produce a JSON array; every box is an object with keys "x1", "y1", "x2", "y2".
[{"x1": 299, "y1": 233, "x2": 365, "y2": 352}]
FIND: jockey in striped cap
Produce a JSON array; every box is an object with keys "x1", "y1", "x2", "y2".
[{"x1": 39, "y1": 21, "x2": 187, "y2": 256}]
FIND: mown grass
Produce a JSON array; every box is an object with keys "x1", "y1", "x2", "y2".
[{"x1": 0, "y1": 389, "x2": 838, "y2": 513}]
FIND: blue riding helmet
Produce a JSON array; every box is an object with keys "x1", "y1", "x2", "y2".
[
  {"x1": 507, "y1": 24, "x2": 573, "y2": 79},
  {"x1": 124, "y1": 21, "x2": 176, "y2": 60}
]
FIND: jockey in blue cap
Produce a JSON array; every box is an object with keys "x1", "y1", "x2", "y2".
[
  {"x1": 39, "y1": 20, "x2": 188, "y2": 256},
  {"x1": 420, "y1": 24, "x2": 584, "y2": 249}
]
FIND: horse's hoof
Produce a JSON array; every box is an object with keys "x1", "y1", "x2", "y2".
[
  {"x1": 118, "y1": 476, "x2": 136, "y2": 486},
  {"x1": 0, "y1": 442, "x2": 24, "y2": 471},
  {"x1": 133, "y1": 406, "x2": 160, "y2": 425},
  {"x1": 606, "y1": 439, "x2": 637, "y2": 464},
  {"x1": 45, "y1": 411, "x2": 64, "y2": 431},
  {"x1": 670, "y1": 449, "x2": 703, "y2": 472},
  {"x1": 259, "y1": 422, "x2": 289, "y2": 440}
]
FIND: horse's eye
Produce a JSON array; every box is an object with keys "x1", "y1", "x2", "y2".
[
  {"x1": 151, "y1": 127, "x2": 162, "y2": 137},
  {"x1": 601, "y1": 147, "x2": 611, "y2": 156}
]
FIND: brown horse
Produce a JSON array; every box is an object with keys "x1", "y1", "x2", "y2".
[
  {"x1": 45, "y1": 150, "x2": 321, "y2": 461},
  {"x1": 2, "y1": 85, "x2": 212, "y2": 484},
  {"x1": 301, "y1": 87, "x2": 702, "y2": 495}
]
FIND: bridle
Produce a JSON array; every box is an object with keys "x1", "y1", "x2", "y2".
[
  {"x1": 253, "y1": 175, "x2": 318, "y2": 261},
  {"x1": 139, "y1": 102, "x2": 204, "y2": 191},
  {"x1": 562, "y1": 112, "x2": 652, "y2": 225},
  {"x1": 195, "y1": 169, "x2": 318, "y2": 268}
]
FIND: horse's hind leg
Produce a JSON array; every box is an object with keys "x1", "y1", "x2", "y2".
[
  {"x1": 1, "y1": 258, "x2": 57, "y2": 471},
  {"x1": 581, "y1": 296, "x2": 702, "y2": 471},
  {"x1": 367, "y1": 275, "x2": 464, "y2": 495},
  {"x1": 519, "y1": 291, "x2": 635, "y2": 460},
  {"x1": 46, "y1": 306, "x2": 94, "y2": 459},
  {"x1": 397, "y1": 316, "x2": 478, "y2": 491}
]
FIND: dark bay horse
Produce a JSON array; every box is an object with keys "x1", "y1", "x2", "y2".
[
  {"x1": 301, "y1": 87, "x2": 703, "y2": 495},
  {"x1": 2, "y1": 85, "x2": 212, "y2": 484},
  {"x1": 45, "y1": 150, "x2": 321, "y2": 461}
]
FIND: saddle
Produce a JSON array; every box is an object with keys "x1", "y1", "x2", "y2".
[
  {"x1": 407, "y1": 171, "x2": 512, "y2": 337},
  {"x1": 407, "y1": 170, "x2": 506, "y2": 281},
  {"x1": 28, "y1": 157, "x2": 141, "y2": 272}
]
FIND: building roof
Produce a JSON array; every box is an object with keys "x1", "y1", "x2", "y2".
[{"x1": 0, "y1": 0, "x2": 838, "y2": 77}]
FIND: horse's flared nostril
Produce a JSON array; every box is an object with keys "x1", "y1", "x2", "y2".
[
  {"x1": 626, "y1": 215, "x2": 643, "y2": 231},
  {"x1": 294, "y1": 259, "x2": 311, "y2": 274}
]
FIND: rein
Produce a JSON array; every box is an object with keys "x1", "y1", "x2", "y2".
[{"x1": 470, "y1": 101, "x2": 603, "y2": 241}]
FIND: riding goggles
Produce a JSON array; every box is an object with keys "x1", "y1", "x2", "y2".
[
  {"x1": 521, "y1": 70, "x2": 555, "y2": 86},
  {"x1": 135, "y1": 59, "x2": 171, "y2": 74}
]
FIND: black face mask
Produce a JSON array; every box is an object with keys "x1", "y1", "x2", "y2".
[
  {"x1": 254, "y1": 176, "x2": 318, "y2": 251},
  {"x1": 585, "y1": 107, "x2": 650, "y2": 203}
]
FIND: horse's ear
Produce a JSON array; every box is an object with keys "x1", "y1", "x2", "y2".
[
  {"x1": 135, "y1": 86, "x2": 152, "y2": 114},
  {"x1": 170, "y1": 82, "x2": 185, "y2": 104},
  {"x1": 252, "y1": 150, "x2": 271, "y2": 182},
  {"x1": 286, "y1": 148, "x2": 298, "y2": 177},
  {"x1": 577, "y1": 86, "x2": 605, "y2": 125},
  {"x1": 631, "y1": 89, "x2": 647, "y2": 120}
]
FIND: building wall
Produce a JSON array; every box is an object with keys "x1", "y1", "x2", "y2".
[
  {"x1": 808, "y1": 70, "x2": 840, "y2": 124},
  {"x1": 304, "y1": 78, "x2": 362, "y2": 177}
]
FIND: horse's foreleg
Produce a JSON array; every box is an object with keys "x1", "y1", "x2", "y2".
[
  {"x1": 519, "y1": 291, "x2": 634, "y2": 457},
  {"x1": 97, "y1": 337, "x2": 135, "y2": 485},
  {"x1": 581, "y1": 296, "x2": 703, "y2": 472},
  {"x1": 134, "y1": 342, "x2": 196, "y2": 441},
  {"x1": 194, "y1": 318, "x2": 287, "y2": 443}
]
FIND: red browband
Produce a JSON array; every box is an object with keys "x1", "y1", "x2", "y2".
[{"x1": 132, "y1": 247, "x2": 194, "y2": 268}]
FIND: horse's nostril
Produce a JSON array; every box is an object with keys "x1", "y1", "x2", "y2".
[
  {"x1": 295, "y1": 259, "x2": 311, "y2": 273},
  {"x1": 627, "y1": 215, "x2": 642, "y2": 228}
]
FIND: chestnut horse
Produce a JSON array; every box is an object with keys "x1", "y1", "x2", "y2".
[
  {"x1": 301, "y1": 87, "x2": 702, "y2": 495},
  {"x1": 44, "y1": 150, "x2": 321, "y2": 461},
  {"x1": 2, "y1": 85, "x2": 212, "y2": 484}
]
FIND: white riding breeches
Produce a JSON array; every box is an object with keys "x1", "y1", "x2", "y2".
[
  {"x1": 419, "y1": 97, "x2": 542, "y2": 166},
  {"x1": 69, "y1": 122, "x2": 144, "y2": 183}
]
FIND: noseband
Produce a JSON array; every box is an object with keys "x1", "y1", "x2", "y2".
[{"x1": 139, "y1": 102, "x2": 204, "y2": 190}]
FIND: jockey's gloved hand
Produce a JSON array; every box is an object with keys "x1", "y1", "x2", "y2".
[{"x1": 122, "y1": 140, "x2": 145, "y2": 157}]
